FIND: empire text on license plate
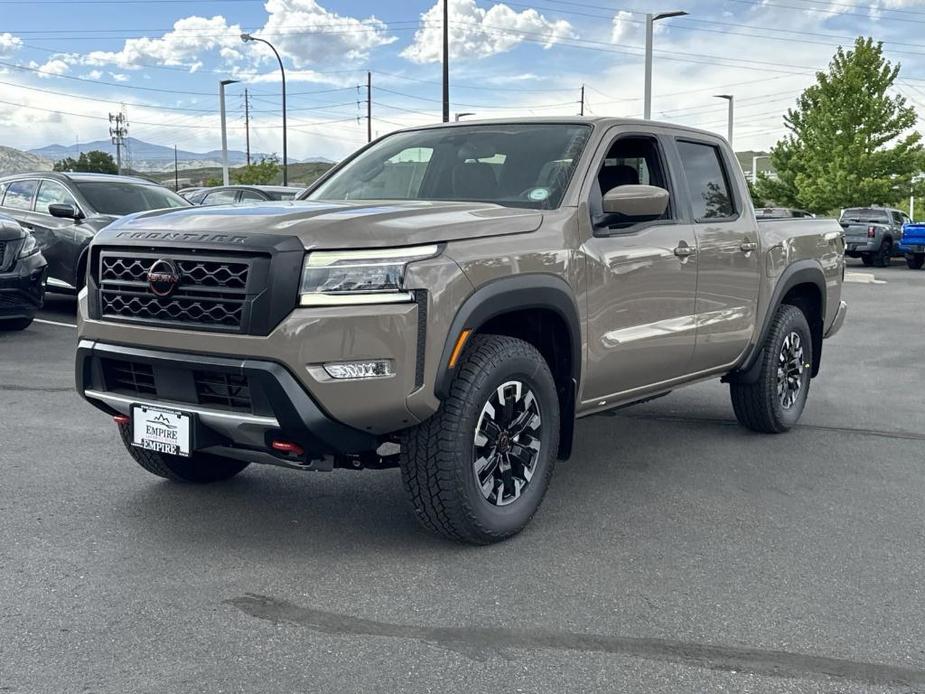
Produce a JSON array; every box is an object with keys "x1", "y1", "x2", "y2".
[{"x1": 132, "y1": 405, "x2": 191, "y2": 457}]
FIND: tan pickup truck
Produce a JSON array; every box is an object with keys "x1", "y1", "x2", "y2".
[{"x1": 76, "y1": 118, "x2": 847, "y2": 544}]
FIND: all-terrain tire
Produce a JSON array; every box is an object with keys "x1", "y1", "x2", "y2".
[
  {"x1": 906, "y1": 253, "x2": 925, "y2": 270},
  {"x1": 117, "y1": 422, "x2": 249, "y2": 483},
  {"x1": 0, "y1": 317, "x2": 33, "y2": 331},
  {"x1": 399, "y1": 334, "x2": 559, "y2": 544},
  {"x1": 730, "y1": 304, "x2": 813, "y2": 434},
  {"x1": 874, "y1": 240, "x2": 893, "y2": 267},
  {"x1": 860, "y1": 254, "x2": 874, "y2": 267}
]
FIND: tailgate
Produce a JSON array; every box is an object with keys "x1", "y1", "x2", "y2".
[{"x1": 841, "y1": 223, "x2": 876, "y2": 243}]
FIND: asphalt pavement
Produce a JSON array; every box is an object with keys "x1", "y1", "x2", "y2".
[{"x1": 1, "y1": 259, "x2": 923, "y2": 693}]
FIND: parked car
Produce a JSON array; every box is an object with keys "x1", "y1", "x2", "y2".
[
  {"x1": 76, "y1": 117, "x2": 846, "y2": 544},
  {"x1": 899, "y1": 221, "x2": 925, "y2": 269},
  {"x1": 193, "y1": 185, "x2": 306, "y2": 206},
  {"x1": 839, "y1": 206, "x2": 908, "y2": 267},
  {"x1": 0, "y1": 213, "x2": 47, "y2": 330},
  {"x1": 0, "y1": 172, "x2": 190, "y2": 293},
  {"x1": 755, "y1": 207, "x2": 814, "y2": 219}
]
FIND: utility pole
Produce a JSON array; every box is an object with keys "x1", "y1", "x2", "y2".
[
  {"x1": 442, "y1": 0, "x2": 450, "y2": 122},
  {"x1": 367, "y1": 71, "x2": 372, "y2": 143},
  {"x1": 108, "y1": 111, "x2": 128, "y2": 174},
  {"x1": 219, "y1": 79, "x2": 239, "y2": 186},
  {"x1": 244, "y1": 88, "x2": 251, "y2": 166},
  {"x1": 643, "y1": 11, "x2": 688, "y2": 120},
  {"x1": 579, "y1": 84, "x2": 585, "y2": 116},
  {"x1": 174, "y1": 145, "x2": 179, "y2": 191}
]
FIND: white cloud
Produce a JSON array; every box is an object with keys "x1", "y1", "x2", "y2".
[
  {"x1": 611, "y1": 10, "x2": 634, "y2": 44},
  {"x1": 0, "y1": 32, "x2": 23, "y2": 57},
  {"x1": 83, "y1": 70, "x2": 103, "y2": 80},
  {"x1": 402, "y1": 0, "x2": 575, "y2": 64},
  {"x1": 32, "y1": 58, "x2": 72, "y2": 78},
  {"x1": 255, "y1": 0, "x2": 395, "y2": 67},
  {"x1": 83, "y1": 15, "x2": 244, "y2": 71},
  {"x1": 111, "y1": 73, "x2": 129, "y2": 82}
]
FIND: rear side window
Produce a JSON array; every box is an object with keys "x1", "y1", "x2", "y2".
[
  {"x1": 238, "y1": 189, "x2": 265, "y2": 202},
  {"x1": 677, "y1": 141, "x2": 735, "y2": 221},
  {"x1": 3, "y1": 179, "x2": 38, "y2": 210},
  {"x1": 202, "y1": 189, "x2": 239, "y2": 206}
]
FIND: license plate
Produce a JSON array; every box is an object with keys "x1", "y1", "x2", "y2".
[{"x1": 132, "y1": 405, "x2": 191, "y2": 457}]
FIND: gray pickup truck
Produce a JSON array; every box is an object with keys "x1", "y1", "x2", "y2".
[
  {"x1": 840, "y1": 206, "x2": 909, "y2": 267},
  {"x1": 75, "y1": 118, "x2": 846, "y2": 544}
]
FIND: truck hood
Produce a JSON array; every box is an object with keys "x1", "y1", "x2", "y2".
[{"x1": 96, "y1": 200, "x2": 544, "y2": 249}]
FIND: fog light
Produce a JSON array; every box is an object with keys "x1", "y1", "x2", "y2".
[{"x1": 323, "y1": 360, "x2": 393, "y2": 380}]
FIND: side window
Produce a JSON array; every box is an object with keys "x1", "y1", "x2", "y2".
[
  {"x1": 891, "y1": 211, "x2": 903, "y2": 226},
  {"x1": 202, "y1": 189, "x2": 238, "y2": 206},
  {"x1": 35, "y1": 180, "x2": 78, "y2": 214},
  {"x1": 591, "y1": 135, "x2": 672, "y2": 227},
  {"x1": 2, "y1": 179, "x2": 38, "y2": 211},
  {"x1": 902, "y1": 213, "x2": 911, "y2": 225},
  {"x1": 676, "y1": 141, "x2": 736, "y2": 221},
  {"x1": 238, "y1": 189, "x2": 265, "y2": 202}
]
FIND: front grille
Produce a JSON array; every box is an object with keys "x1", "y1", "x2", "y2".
[
  {"x1": 99, "y1": 357, "x2": 254, "y2": 413},
  {"x1": 97, "y1": 253, "x2": 252, "y2": 331},
  {"x1": 194, "y1": 371, "x2": 252, "y2": 410},
  {"x1": 101, "y1": 358, "x2": 157, "y2": 396}
]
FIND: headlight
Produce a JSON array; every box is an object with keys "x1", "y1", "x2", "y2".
[
  {"x1": 299, "y1": 244, "x2": 439, "y2": 306},
  {"x1": 18, "y1": 233, "x2": 39, "y2": 259}
]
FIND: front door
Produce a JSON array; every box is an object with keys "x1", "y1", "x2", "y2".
[
  {"x1": 580, "y1": 131, "x2": 698, "y2": 405},
  {"x1": 675, "y1": 139, "x2": 760, "y2": 370},
  {"x1": 30, "y1": 179, "x2": 84, "y2": 288}
]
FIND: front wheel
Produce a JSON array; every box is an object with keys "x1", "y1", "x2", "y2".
[
  {"x1": 117, "y1": 423, "x2": 249, "y2": 483},
  {"x1": 400, "y1": 335, "x2": 559, "y2": 544},
  {"x1": 906, "y1": 253, "x2": 925, "y2": 270},
  {"x1": 0, "y1": 317, "x2": 33, "y2": 331},
  {"x1": 730, "y1": 304, "x2": 813, "y2": 434}
]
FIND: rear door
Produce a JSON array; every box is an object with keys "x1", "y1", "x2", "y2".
[
  {"x1": 579, "y1": 127, "x2": 698, "y2": 404},
  {"x1": 0, "y1": 178, "x2": 39, "y2": 228},
  {"x1": 674, "y1": 138, "x2": 761, "y2": 370}
]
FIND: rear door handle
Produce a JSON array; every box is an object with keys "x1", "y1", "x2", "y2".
[
  {"x1": 740, "y1": 241, "x2": 758, "y2": 252},
  {"x1": 674, "y1": 245, "x2": 694, "y2": 258}
]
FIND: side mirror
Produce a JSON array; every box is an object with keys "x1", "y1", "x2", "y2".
[
  {"x1": 601, "y1": 184, "x2": 669, "y2": 221},
  {"x1": 48, "y1": 203, "x2": 83, "y2": 220}
]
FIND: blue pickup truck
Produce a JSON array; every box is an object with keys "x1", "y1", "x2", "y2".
[{"x1": 900, "y1": 222, "x2": 925, "y2": 269}]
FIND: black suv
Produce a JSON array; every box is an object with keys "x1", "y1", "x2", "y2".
[
  {"x1": 0, "y1": 172, "x2": 189, "y2": 293},
  {"x1": 189, "y1": 185, "x2": 305, "y2": 206},
  {"x1": 0, "y1": 213, "x2": 47, "y2": 330}
]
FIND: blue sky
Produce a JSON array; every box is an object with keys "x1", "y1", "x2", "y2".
[{"x1": 2, "y1": 0, "x2": 925, "y2": 162}]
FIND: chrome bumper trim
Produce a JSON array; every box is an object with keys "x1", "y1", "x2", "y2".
[{"x1": 824, "y1": 300, "x2": 847, "y2": 339}]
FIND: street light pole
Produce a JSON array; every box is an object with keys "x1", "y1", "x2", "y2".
[
  {"x1": 751, "y1": 154, "x2": 771, "y2": 184},
  {"x1": 454, "y1": 112, "x2": 475, "y2": 122},
  {"x1": 442, "y1": 0, "x2": 450, "y2": 122},
  {"x1": 219, "y1": 79, "x2": 239, "y2": 186},
  {"x1": 643, "y1": 10, "x2": 688, "y2": 120},
  {"x1": 241, "y1": 33, "x2": 288, "y2": 185},
  {"x1": 715, "y1": 94, "x2": 734, "y2": 146}
]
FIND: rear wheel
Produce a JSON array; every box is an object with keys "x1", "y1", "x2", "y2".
[
  {"x1": 399, "y1": 334, "x2": 559, "y2": 544},
  {"x1": 874, "y1": 239, "x2": 893, "y2": 267},
  {"x1": 860, "y1": 254, "x2": 874, "y2": 267},
  {"x1": 117, "y1": 422, "x2": 249, "y2": 483},
  {"x1": 730, "y1": 304, "x2": 813, "y2": 434},
  {"x1": 0, "y1": 317, "x2": 33, "y2": 331},
  {"x1": 906, "y1": 253, "x2": 925, "y2": 270}
]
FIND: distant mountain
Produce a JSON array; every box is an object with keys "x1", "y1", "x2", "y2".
[
  {"x1": 27, "y1": 137, "x2": 335, "y2": 173},
  {"x1": 0, "y1": 146, "x2": 53, "y2": 175}
]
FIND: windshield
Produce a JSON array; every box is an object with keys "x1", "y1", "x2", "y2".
[
  {"x1": 840, "y1": 208, "x2": 890, "y2": 224},
  {"x1": 306, "y1": 123, "x2": 592, "y2": 210},
  {"x1": 76, "y1": 181, "x2": 190, "y2": 216}
]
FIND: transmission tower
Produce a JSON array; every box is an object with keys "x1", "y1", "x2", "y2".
[{"x1": 109, "y1": 111, "x2": 129, "y2": 174}]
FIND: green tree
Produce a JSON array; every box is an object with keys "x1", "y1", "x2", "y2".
[
  {"x1": 53, "y1": 150, "x2": 119, "y2": 174},
  {"x1": 757, "y1": 37, "x2": 921, "y2": 214},
  {"x1": 232, "y1": 155, "x2": 280, "y2": 185}
]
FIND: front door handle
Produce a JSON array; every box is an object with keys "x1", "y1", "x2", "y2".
[
  {"x1": 674, "y1": 244, "x2": 694, "y2": 258},
  {"x1": 740, "y1": 240, "x2": 758, "y2": 252}
]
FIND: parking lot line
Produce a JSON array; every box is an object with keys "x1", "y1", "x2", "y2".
[{"x1": 34, "y1": 318, "x2": 77, "y2": 329}]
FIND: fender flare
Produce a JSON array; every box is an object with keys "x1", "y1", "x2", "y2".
[
  {"x1": 433, "y1": 274, "x2": 582, "y2": 459},
  {"x1": 730, "y1": 259, "x2": 827, "y2": 382}
]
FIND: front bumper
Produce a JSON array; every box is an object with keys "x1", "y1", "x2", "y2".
[
  {"x1": 0, "y1": 253, "x2": 46, "y2": 318},
  {"x1": 824, "y1": 300, "x2": 847, "y2": 339},
  {"x1": 76, "y1": 341, "x2": 379, "y2": 464}
]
